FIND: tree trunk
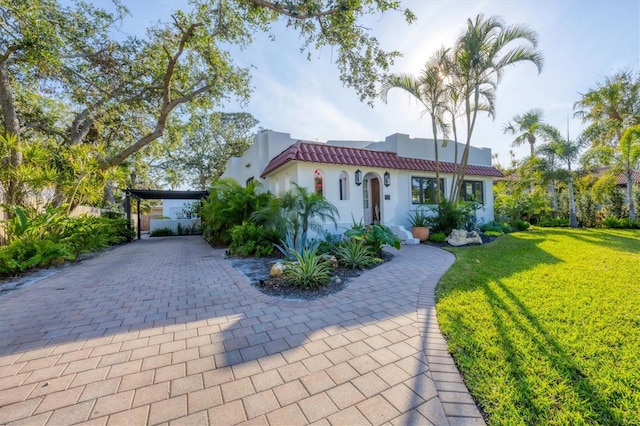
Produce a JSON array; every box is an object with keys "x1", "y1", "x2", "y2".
[
  {"x1": 551, "y1": 179, "x2": 559, "y2": 218},
  {"x1": 568, "y1": 176, "x2": 578, "y2": 228},
  {"x1": 627, "y1": 170, "x2": 636, "y2": 220},
  {"x1": 0, "y1": 61, "x2": 22, "y2": 206},
  {"x1": 453, "y1": 83, "x2": 481, "y2": 203},
  {"x1": 431, "y1": 114, "x2": 441, "y2": 203}
]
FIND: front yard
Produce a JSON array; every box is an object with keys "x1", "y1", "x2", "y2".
[{"x1": 436, "y1": 228, "x2": 640, "y2": 425}]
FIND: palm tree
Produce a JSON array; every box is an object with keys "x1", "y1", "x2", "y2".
[
  {"x1": 574, "y1": 70, "x2": 640, "y2": 148},
  {"x1": 575, "y1": 70, "x2": 640, "y2": 219},
  {"x1": 584, "y1": 124, "x2": 640, "y2": 220},
  {"x1": 254, "y1": 184, "x2": 339, "y2": 241},
  {"x1": 381, "y1": 47, "x2": 451, "y2": 202},
  {"x1": 503, "y1": 108, "x2": 545, "y2": 158},
  {"x1": 538, "y1": 126, "x2": 589, "y2": 227},
  {"x1": 451, "y1": 14, "x2": 544, "y2": 202}
]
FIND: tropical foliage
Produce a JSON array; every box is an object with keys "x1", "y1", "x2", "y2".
[
  {"x1": 0, "y1": 206, "x2": 132, "y2": 276},
  {"x1": 282, "y1": 248, "x2": 333, "y2": 289}
]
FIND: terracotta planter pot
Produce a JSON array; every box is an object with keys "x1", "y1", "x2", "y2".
[{"x1": 411, "y1": 226, "x2": 430, "y2": 242}]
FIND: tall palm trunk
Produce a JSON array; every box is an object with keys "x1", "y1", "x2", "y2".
[
  {"x1": 550, "y1": 180, "x2": 559, "y2": 218},
  {"x1": 453, "y1": 82, "x2": 481, "y2": 203},
  {"x1": 0, "y1": 61, "x2": 22, "y2": 207},
  {"x1": 449, "y1": 111, "x2": 459, "y2": 198},
  {"x1": 627, "y1": 170, "x2": 636, "y2": 220},
  {"x1": 431, "y1": 114, "x2": 442, "y2": 203}
]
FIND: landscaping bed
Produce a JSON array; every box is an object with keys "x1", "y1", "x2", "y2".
[{"x1": 226, "y1": 251, "x2": 393, "y2": 300}]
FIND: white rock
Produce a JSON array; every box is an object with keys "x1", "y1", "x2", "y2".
[
  {"x1": 269, "y1": 262, "x2": 286, "y2": 277},
  {"x1": 446, "y1": 229, "x2": 482, "y2": 247}
]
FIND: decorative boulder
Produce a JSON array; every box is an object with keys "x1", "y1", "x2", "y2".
[
  {"x1": 269, "y1": 262, "x2": 287, "y2": 277},
  {"x1": 320, "y1": 254, "x2": 338, "y2": 269},
  {"x1": 446, "y1": 229, "x2": 483, "y2": 247}
]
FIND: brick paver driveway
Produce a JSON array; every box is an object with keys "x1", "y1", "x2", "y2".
[{"x1": 0, "y1": 236, "x2": 484, "y2": 425}]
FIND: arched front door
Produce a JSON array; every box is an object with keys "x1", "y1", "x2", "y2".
[{"x1": 363, "y1": 173, "x2": 382, "y2": 224}]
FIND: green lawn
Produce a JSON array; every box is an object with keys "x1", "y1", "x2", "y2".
[{"x1": 435, "y1": 228, "x2": 640, "y2": 425}]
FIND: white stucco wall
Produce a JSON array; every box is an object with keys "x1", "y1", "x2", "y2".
[
  {"x1": 162, "y1": 199, "x2": 197, "y2": 219},
  {"x1": 222, "y1": 130, "x2": 497, "y2": 235}
]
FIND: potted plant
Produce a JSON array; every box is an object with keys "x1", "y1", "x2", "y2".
[{"x1": 408, "y1": 207, "x2": 430, "y2": 242}]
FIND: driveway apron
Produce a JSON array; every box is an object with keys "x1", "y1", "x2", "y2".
[{"x1": 0, "y1": 236, "x2": 484, "y2": 425}]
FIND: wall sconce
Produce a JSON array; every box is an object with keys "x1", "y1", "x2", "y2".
[
  {"x1": 384, "y1": 171, "x2": 391, "y2": 187},
  {"x1": 355, "y1": 169, "x2": 363, "y2": 186}
]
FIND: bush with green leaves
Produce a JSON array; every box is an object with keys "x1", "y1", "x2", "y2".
[
  {"x1": 483, "y1": 230, "x2": 503, "y2": 237},
  {"x1": 429, "y1": 231, "x2": 447, "y2": 243},
  {"x1": 576, "y1": 191, "x2": 597, "y2": 227},
  {"x1": 200, "y1": 178, "x2": 273, "y2": 245},
  {"x1": 602, "y1": 216, "x2": 640, "y2": 229},
  {"x1": 282, "y1": 248, "x2": 333, "y2": 289},
  {"x1": 344, "y1": 220, "x2": 400, "y2": 256},
  {"x1": 229, "y1": 222, "x2": 279, "y2": 257},
  {"x1": 335, "y1": 239, "x2": 376, "y2": 270},
  {"x1": 427, "y1": 200, "x2": 474, "y2": 235},
  {"x1": 536, "y1": 217, "x2": 570, "y2": 227},
  {"x1": 150, "y1": 227, "x2": 175, "y2": 237},
  {"x1": 480, "y1": 221, "x2": 512, "y2": 234},
  {"x1": 274, "y1": 230, "x2": 321, "y2": 260},
  {"x1": 511, "y1": 219, "x2": 531, "y2": 232},
  {"x1": 0, "y1": 207, "x2": 132, "y2": 277},
  {"x1": 316, "y1": 232, "x2": 342, "y2": 255},
  {"x1": 408, "y1": 206, "x2": 430, "y2": 227}
]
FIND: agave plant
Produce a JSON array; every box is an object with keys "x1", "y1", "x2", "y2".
[{"x1": 282, "y1": 248, "x2": 333, "y2": 289}]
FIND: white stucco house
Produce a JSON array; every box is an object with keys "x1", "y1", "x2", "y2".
[{"x1": 222, "y1": 130, "x2": 502, "y2": 242}]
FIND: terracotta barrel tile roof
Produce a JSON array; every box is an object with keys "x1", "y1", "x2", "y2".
[{"x1": 261, "y1": 141, "x2": 503, "y2": 178}]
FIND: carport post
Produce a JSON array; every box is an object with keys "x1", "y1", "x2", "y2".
[
  {"x1": 124, "y1": 189, "x2": 132, "y2": 242},
  {"x1": 137, "y1": 198, "x2": 141, "y2": 240}
]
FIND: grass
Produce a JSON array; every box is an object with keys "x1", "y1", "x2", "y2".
[{"x1": 435, "y1": 228, "x2": 640, "y2": 425}]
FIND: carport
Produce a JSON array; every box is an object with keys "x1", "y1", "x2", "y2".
[{"x1": 123, "y1": 188, "x2": 209, "y2": 240}]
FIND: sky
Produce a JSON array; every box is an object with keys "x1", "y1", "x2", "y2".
[{"x1": 97, "y1": 0, "x2": 639, "y2": 166}]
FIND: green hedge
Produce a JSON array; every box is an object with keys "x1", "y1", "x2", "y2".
[{"x1": 1, "y1": 212, "x2": 133, "y2": 277}]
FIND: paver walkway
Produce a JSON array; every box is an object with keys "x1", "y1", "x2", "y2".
[{"x1": 0, "y1": 236, "x2": 485, "y2": 425}]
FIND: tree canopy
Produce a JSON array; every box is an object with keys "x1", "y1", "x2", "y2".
[{"x1": 0, "y1": 0, "x2": 415, "y2": 208}]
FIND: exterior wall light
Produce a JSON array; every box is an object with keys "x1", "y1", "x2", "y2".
[
  {"x1": 355, "y1": 169, "x2": 363, "y2": 186},
  {"x1": 384, "y1": 171, "x2": 391, "y2": 187}
]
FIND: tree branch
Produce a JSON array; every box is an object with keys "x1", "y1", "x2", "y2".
[{"x1": 246, "y1": 0, "x2": 342, "y2": 19}]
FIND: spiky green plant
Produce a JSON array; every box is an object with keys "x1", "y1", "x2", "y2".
[{"x1": 283, "y1": 248, "x2": 332, "y2": 289}]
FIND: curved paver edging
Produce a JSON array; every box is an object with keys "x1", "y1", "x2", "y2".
[{"x1": 0, "y1": 236, "x2": 484, "y2": 425}]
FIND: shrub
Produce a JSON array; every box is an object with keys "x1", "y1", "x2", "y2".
[
  {"x1": 335, "y1": 239, "x2": 376, "y2": 270},
  {"x1": 229, "y1": 222, "x2": 279, "y2": 257},
  {"x1": 427, "y1": 200, "x2": 473, "y2": 235},
  {"x1": 200, "y1": 178, "x2": 273, "y2": 245},
  {"x1": 429, "y1": 231, "x2": 447, "y2": 243},
  {"x1": 274, "y1": 230, "x2": 320, "y2": 260},
  {"x1": 316, "y1": 232, "x2": 342, "y2": 255},
  {"x1": 344, "y1": 221, "x2": 400, "y2": 256},
  {"x1": 283, "y1": 248, "x2": 333, "y2": 288},
  {"x1": 0, "y1": 211, "x2": 130, "y2": 277},
  {"x1": 483, "y1": 230, "x2": 503, "y2": 237},
  {"x1": 537, "y1": 217, "x2": 570, "y2": 227},
  {"x1": 480, "y1": 221, "x2": 511, "y2": 234},
  {"x1": 408, "y1": 207, "x2": 430, "y2": 227},
  {"x1": 512, "y1": 219, "x2": 531, "y2": 232},
  {"x1": 150, "y1": 227, "x2": 175, "y2": 237},
  {"x1": 604, "y1": 216, "x2": 640, "y2": 229}
]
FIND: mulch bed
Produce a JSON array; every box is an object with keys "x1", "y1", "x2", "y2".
[{"x1": 226, "y1": 252, "x2": 393, "y2": 301}]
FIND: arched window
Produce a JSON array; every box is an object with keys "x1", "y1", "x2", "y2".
[
  {"x1": 314, "y1": 169, "x2": 324, "y2": 195},
  {"x1": 339, "y1": 171, "x2": 349, "y2": 200}
]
